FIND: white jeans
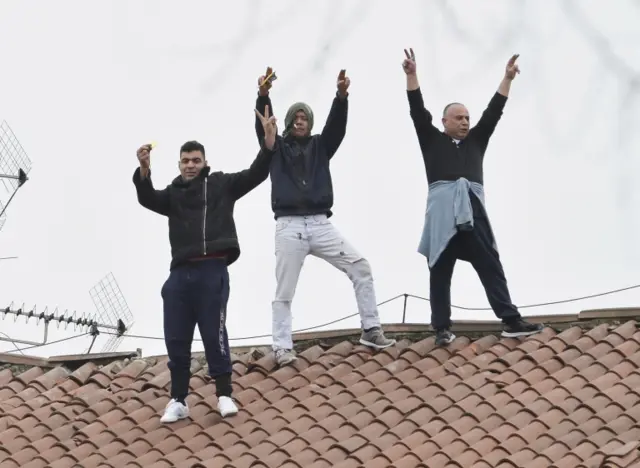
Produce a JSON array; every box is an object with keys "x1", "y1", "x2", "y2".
[{"x1": 272, "y1": 214, "x2": 381, "y2": 350}]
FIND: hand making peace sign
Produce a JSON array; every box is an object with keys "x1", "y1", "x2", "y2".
[
  {"x1": 255, "y1": 105, "x2": 277, "y2": 150},
  {"x1": 402, "y1": 48, "x2": 416, "y2": 75}
]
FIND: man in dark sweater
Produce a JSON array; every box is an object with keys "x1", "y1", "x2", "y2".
[
  {"x1": 132, "y1": 106, "x2": 277, "y2": 422},
  {"x1": 254, "y1": 68, "x2": 396, "y2": 367},
  {"x1": 403, "y1": 49, "x2": 543, "y2": 346}
]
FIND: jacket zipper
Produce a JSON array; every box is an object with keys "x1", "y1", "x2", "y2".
[{"x1": 202, "y1": 178, "x2": 208, "y2": 255}]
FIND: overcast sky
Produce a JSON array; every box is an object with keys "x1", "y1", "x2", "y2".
[{"x1": 1, "y1": 0, "x2": 639, "y2": 358}]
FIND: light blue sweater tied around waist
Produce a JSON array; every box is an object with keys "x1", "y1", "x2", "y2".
[{"x1": 418, "y1": 177, "x2": 498, "y2": 268}]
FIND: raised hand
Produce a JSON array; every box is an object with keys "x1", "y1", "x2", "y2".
[
  {"x1": 402, "y1": 48, "x2": 416, "y2": 75},
  {"x1": 337, "y1": 69, "x2": 350, "y2": 97},
  {"x1": 505, "y1": 54, "x2": 520, "y2": 80},
  {"x1": 255, "y1": 105, "x2": 277, "y2": 150},
  {"x1": 137, "y1": 143, "x2": 153, "y2": 169},
  {"x1": 258, "y1": 66, "x2": 277, "y2": 96}
]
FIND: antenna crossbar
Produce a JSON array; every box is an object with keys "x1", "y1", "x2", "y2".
[
  {"x1": 1, "y1": 273, "x2": 133, "y2": 354},
  {"x1": 0, "y1": 306, "x2": 126, "y2": 348},
  {"x1": 0, "y1": 167, "x2": 28, "y2": 183}
]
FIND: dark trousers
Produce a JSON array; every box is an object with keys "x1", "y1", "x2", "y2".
[
  {"x1": 429, "y1": 199, "x2": 521, "y2": 331},
  {"x1": 161, "y1": 258, "x2": 233, "y2": 400}
]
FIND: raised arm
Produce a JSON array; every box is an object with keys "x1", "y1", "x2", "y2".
[
  {"x1": 320, "y1": 69, "x2": 350, "y2": 160},
  {"x1": 133, "y1": 144, "x2": 170, "y2": 216},
  {"x1": 402, "y1": 48, "x2": 440, "y2": 151},
  {"x1": 255, "y1": 67, "x2": 277, "y2": 145},
  {"x1": 227, "y1": 105, "x2": 278, "y2": 200},
  {"x1": 473, "y1": 54, "x2": 520, "y2": 145}
]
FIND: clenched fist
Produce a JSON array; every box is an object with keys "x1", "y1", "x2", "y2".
[
  {"x1": 137, "y1": 144, "x2": 153, "y2": 169},
  {"x1": 337, "y1": 69, "x2": 350, "y2": 97},
  {"x1": 258, "y1": 66, "x2": 277, "y2": 96}
]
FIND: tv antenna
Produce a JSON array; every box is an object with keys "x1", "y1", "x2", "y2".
[
  {"x1": 88, "y1": 272, "x2": 135, "y2": 353},
  {"x1": 0, "y1": 120, "x2": 31, "y2": 230},
  {"x1": 0, "y1": 272, "x2": 135, "y2": 354}
]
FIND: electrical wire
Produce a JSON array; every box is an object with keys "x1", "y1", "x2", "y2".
[
  {"x1": 100, "y1": 294, "x2": 405, "y2": 342},
  {"x1": 98, "y1": 283, "x2": 640, "y2": 343},
  {"x1": 4, "y1": 283, "x2": 638, "y2": 352},
  {"x1": 0, "y1": 331, "x2": 26, "y2": 355},
  {"x1": 2, "y1": 282, "x2": 637, "y2": 353},
  {"x1": 3, "y1": 333, "x2": 90, "y2": 354},
  {"x1": 406, "y1": 282, "x2": 640, "y2": 311}
]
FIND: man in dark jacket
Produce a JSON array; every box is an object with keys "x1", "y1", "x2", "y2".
[
  {"x1": 403, "y1": 48, "x2": 543, "y2": 346},
  {"x1": 133, "y1": 106, "x2": 277, "y2": 422},
  {"x1": 254, "y1": 68, "x2": 396, "y2": 367}
]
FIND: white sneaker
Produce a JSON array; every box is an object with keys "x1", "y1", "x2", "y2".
[
  {"x1": 160, "y1": 398, "x2": 189, "y2": 423},
  {"x1": 218, "y1": 396, "x2": 239, "y2": 418}
]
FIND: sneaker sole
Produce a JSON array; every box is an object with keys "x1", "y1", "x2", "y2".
[
  {"x1": 501, "y1": 328, "x2": 543, "y2": 338},
  {"x1": 359, "y1": 338, "x2": 396, "y2": 350},
  {"x1": 160, "y1": 414, "x2": 189, "y2": 423},
  {"x1": 220, "y1": 408, "x2": 239, "y2": 418}
]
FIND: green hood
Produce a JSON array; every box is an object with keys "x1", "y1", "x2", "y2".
[{"x1": 283, "y1": 102, "x2": 314, "y2": 138}]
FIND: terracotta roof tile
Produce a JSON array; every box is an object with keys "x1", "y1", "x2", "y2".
[{"x1": 4, "y1": 317, "x2": 640, "y2": 466}]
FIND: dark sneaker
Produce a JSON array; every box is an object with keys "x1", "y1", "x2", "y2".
[
  {"x1": 502, "y1": 319, "x2": 543, "y2": 338},
  {"x1": 435, "y1": 329, "x2": 456, "y2": 346},
  {"x1": 360, "y1": 327, "x2": 396, "y2": 350}
]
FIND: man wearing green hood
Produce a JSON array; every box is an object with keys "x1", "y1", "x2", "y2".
[{"x1": 255, "y1": 68, "x2": 396, "y2": 367}]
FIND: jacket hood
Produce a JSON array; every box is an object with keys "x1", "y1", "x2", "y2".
[{"x1": 283, "y1": 102, "x2": 314, "y2": 138}]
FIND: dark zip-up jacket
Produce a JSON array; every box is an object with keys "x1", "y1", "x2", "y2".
[
  {"x1": 408, "y1": 87, "x2": 507, "y2": 186},
  {"x1": 255, "y1": 92, "x2": 348, "y2": 219},
  {"x1": 133, "y1": 144, "x2": 276, "y2": 269}
]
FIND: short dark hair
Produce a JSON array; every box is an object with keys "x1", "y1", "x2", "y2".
[{"x1": 180, "y1": 140, "x2": 205, "y2": 156}]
